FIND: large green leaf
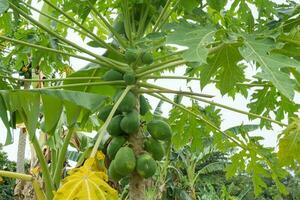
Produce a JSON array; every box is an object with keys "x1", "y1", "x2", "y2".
[
  {"x1": 240, "y1": 36, "x2": 300, "y2": 100},
  {"x1": 0, "y1": 0, "x2": 9, "y2": 14},
  {"x1": 166, "y1": 21, "x2": 216, "y2": 64},
  {"x1": 278, "y1": 118, "x2": 300, "y2": 167},
  {"x1": 201, "y1": 42, "x2": 244, "y2": 94},
  {"x1": 0, "y1": 89, "x2": 107, "y2": 137},
  {"x1": 41, "y1": 95, "x2": 63, "y2": 133},
  {"x1": 0, "y1": 94, "x2": 12, "y2": 145},
  {"x1": 38, "y1": 89, "x2": 106, "y2": 112}
]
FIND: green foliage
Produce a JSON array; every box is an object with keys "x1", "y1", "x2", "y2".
[
  {"x1": 0, "y1": 146, "x2": 16, "y2": 200},
  {"x1": 239, "y1": 36, "x2": 300, "y2": 100},
  {"x1": 166, "y1": 22, "x2": 216, "y2": 64},
  {"x1": 0, "y1": 0, "x2": 300, "y2": 198},
  {"x1": 278, "y1": 118, "x2": 300, "y2": 168}
]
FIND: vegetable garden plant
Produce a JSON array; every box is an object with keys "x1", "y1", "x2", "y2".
[{"x1": 0, "y1": 0, "x2": 300, "y2": 199}]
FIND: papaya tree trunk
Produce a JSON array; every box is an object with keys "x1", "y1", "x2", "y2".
[{"x1": 128, "y1": 92, "x2": 146, "y2": 200}]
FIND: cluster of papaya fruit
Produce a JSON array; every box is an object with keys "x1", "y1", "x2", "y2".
[{"x1": 97, "y1": 89, "x2": 172, "y2": 181}]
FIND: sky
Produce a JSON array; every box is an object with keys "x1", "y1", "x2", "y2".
[{"x1": 0, "y1": 0, "x2": 299, "y2": 161}]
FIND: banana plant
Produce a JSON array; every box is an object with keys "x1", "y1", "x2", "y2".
[{"x1": 0, "y1": 0, "x2": 299, "y2": 200}]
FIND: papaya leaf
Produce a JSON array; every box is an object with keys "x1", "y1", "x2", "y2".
[
  {"x1": 0, "y1": 0, "x2": 9, "y2": 14},
  {"x1": 201, "y1": 42, "x2": 244, "y2": 94},
  {"x1": 54, "y1": 157, "x2": 118, "y2": 200},
  {"x1": 278, "y1": 118, "x2": 300, "y2": 168},
  {"x1": 240, "y1": 36, "x2": 300, "y2": 100},
  {"x1": 166, "y1": 21, "x2": 216, "y2": 64},
  {"x1": 41, "y1": 95, "x2": 63, "y2": 134},
  {"x1": 38, "y1": 89, "x2": 107, "y2": 112},
  {"x1": 0, "y1": 94, "x2": 12, "y2": 145}
]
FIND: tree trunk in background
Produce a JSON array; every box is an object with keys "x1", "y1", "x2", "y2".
[
  {"x1": 128, "y1": 93, "x2": 146, "y2": 200},
  {"x1": 16, "y1": 128, "x2": 27, "y2": 173}
]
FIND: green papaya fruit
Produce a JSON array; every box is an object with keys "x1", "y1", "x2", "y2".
[
  {"x1": 98, "y1": 105, "x2": 121, "y2": 122},
  {"x1": 114, "y1": 90, "x2": 137, "y2": 112},
  {"x1": 98, "y1": 105, "x2": 113, "y2": 122},
  {"x1": 123, "y1": 71, "x2": 136, "y2": 85},
  {"x1": 107, "y1": 136, "x2": 127, "y2": 159},
  {"x1": 147, "y1": 120, "x2": 172, "y2": 141},
  {"x1": 139, "y1": 95, "x2": 150, "y2": 115},
  {"x1": 108, "y1": 160, "x2": 124, "y2": 181},
  {"x1": 125, "y1": 49, "x2": 138, "y2": 63},
  {"x1": 141, "y1": 52, "x2": 153, "y2": 64},
  {"x1": 114, "y1": 147, "x2": 136, "y2": 176},
  {"x1": 102, "y1": 69, "x2": 123, "y2": 81},
  {"x1": 144, "y1": 137, "x2": 165, "y2": 161},
  {"x1": 120, "y1": 110, "x2": 140, "y2": 134},
  {"x1": 136, "y1": 153, "x2": 157, "y2": 178},
  {"x1": 107, "y1": 115, "x2": 125, "y2": 136}
]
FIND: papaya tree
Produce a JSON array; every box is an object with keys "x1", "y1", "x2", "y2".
[{"x1": 0, "y1": 0, "x2": 300, "y2": 199}]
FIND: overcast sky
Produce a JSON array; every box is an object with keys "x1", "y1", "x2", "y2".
[{"x1": 1, "y1": 0, "x2": 299, "y2": 161}]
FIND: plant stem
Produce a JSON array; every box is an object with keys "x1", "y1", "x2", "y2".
[
  {"x1": 136, "y1": 57, "x2": 182, "y2": 74},
  {"x1": 155, "y1": 0, "x2": 181, "y2": 31},
  {"x1": 9, "y1": 2, "x2": 127, "y2": 70},
  {"x1": 32, "y1": 179, "x2": 47, "y2": 200},
  {"x1": 90, "y1": 86, "x2": 134, "y2": 158},
  {"x1": 189, "y1": 96, "x2": 287, "y2": 127},
  {"x1": 33, "y1": 81, "x2": 125, "y2": 90},
  {"x1": 0, "y1": 75, "x2": 101, "y2": 83},
  {"x1": 137, "y1": 4, "x2": 150, "y2": 38},
  {"x1": 0, "y1": 170, "x2": 33, "y2": 181},
  {"x1": 31, "y1": 135, "x2": 54, "y2": 199},
  {"x1": 53, "y1": 126, "x2": 75, "y2": 188},
  {"x1": 122, "y1": 0, "x2": 133, "y2": 45},
  {"x1": 137, "y1": 60, "x2": 187, "y2": 77},
  {"x1": 0, "y1": 35, "x2": 121, "y2": 71},
  {"x1": 137, "y1": 87, "x2": 213, "y2": 98},
  {"x1": 153, "y1": 0, "x2": 172, "y2": 32},
  {"x1": 89, "y1": 4, "x2": 127, "y2": 48},
  {"x1": 143, "y1": 75, "x2": 271, "y2": 87},
  {"x1": 42, "y1": 0, "x2": 122, "y2": 57}
]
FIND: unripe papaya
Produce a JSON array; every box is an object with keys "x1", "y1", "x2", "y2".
[
  {"x1": 139, "y1": 95, "x2": 150, "y2": 115},
  {"x1": 136, "y1": 153, "x2": 157, "y2": 178},
  {"x1": 114, "y1": 90, "x2": 137, "y2": 112},
  {"x1": 123, "y1": 71, "x2": 136, "y2": 85},
  {"x1": 120, "y1": 110, "x2": 140, "y2": 134},
  {"x1": 108, "y1": 160, "x2": 124, "y2": 181},
  {"x1": 147, "y1": 120, "x2": 172, "y2": 141},
  {"x1": 98, "y1": 105, "x2": 121, "y2": 122},
  {"x1": 107, "y1": 115, "x2": 125, "y2": 136},
  {"x1": 107, "y1": 136, "x2": 126, "y2": 159},
  {"x1": 114, "y1": 147, "x2": 136, "y2": 176},
  {"x1": 144, "y1": 137, "x2": 165, "y2": 161},
  {"x1": 102, "y1": 69, "x2": 123, "y2": 81},
  {"x1": 125, "y1": 49, "x2": 138, "y2": 63},
  {"x1": 141, "y1": 52, "x2": 153, "y2": 64}
]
